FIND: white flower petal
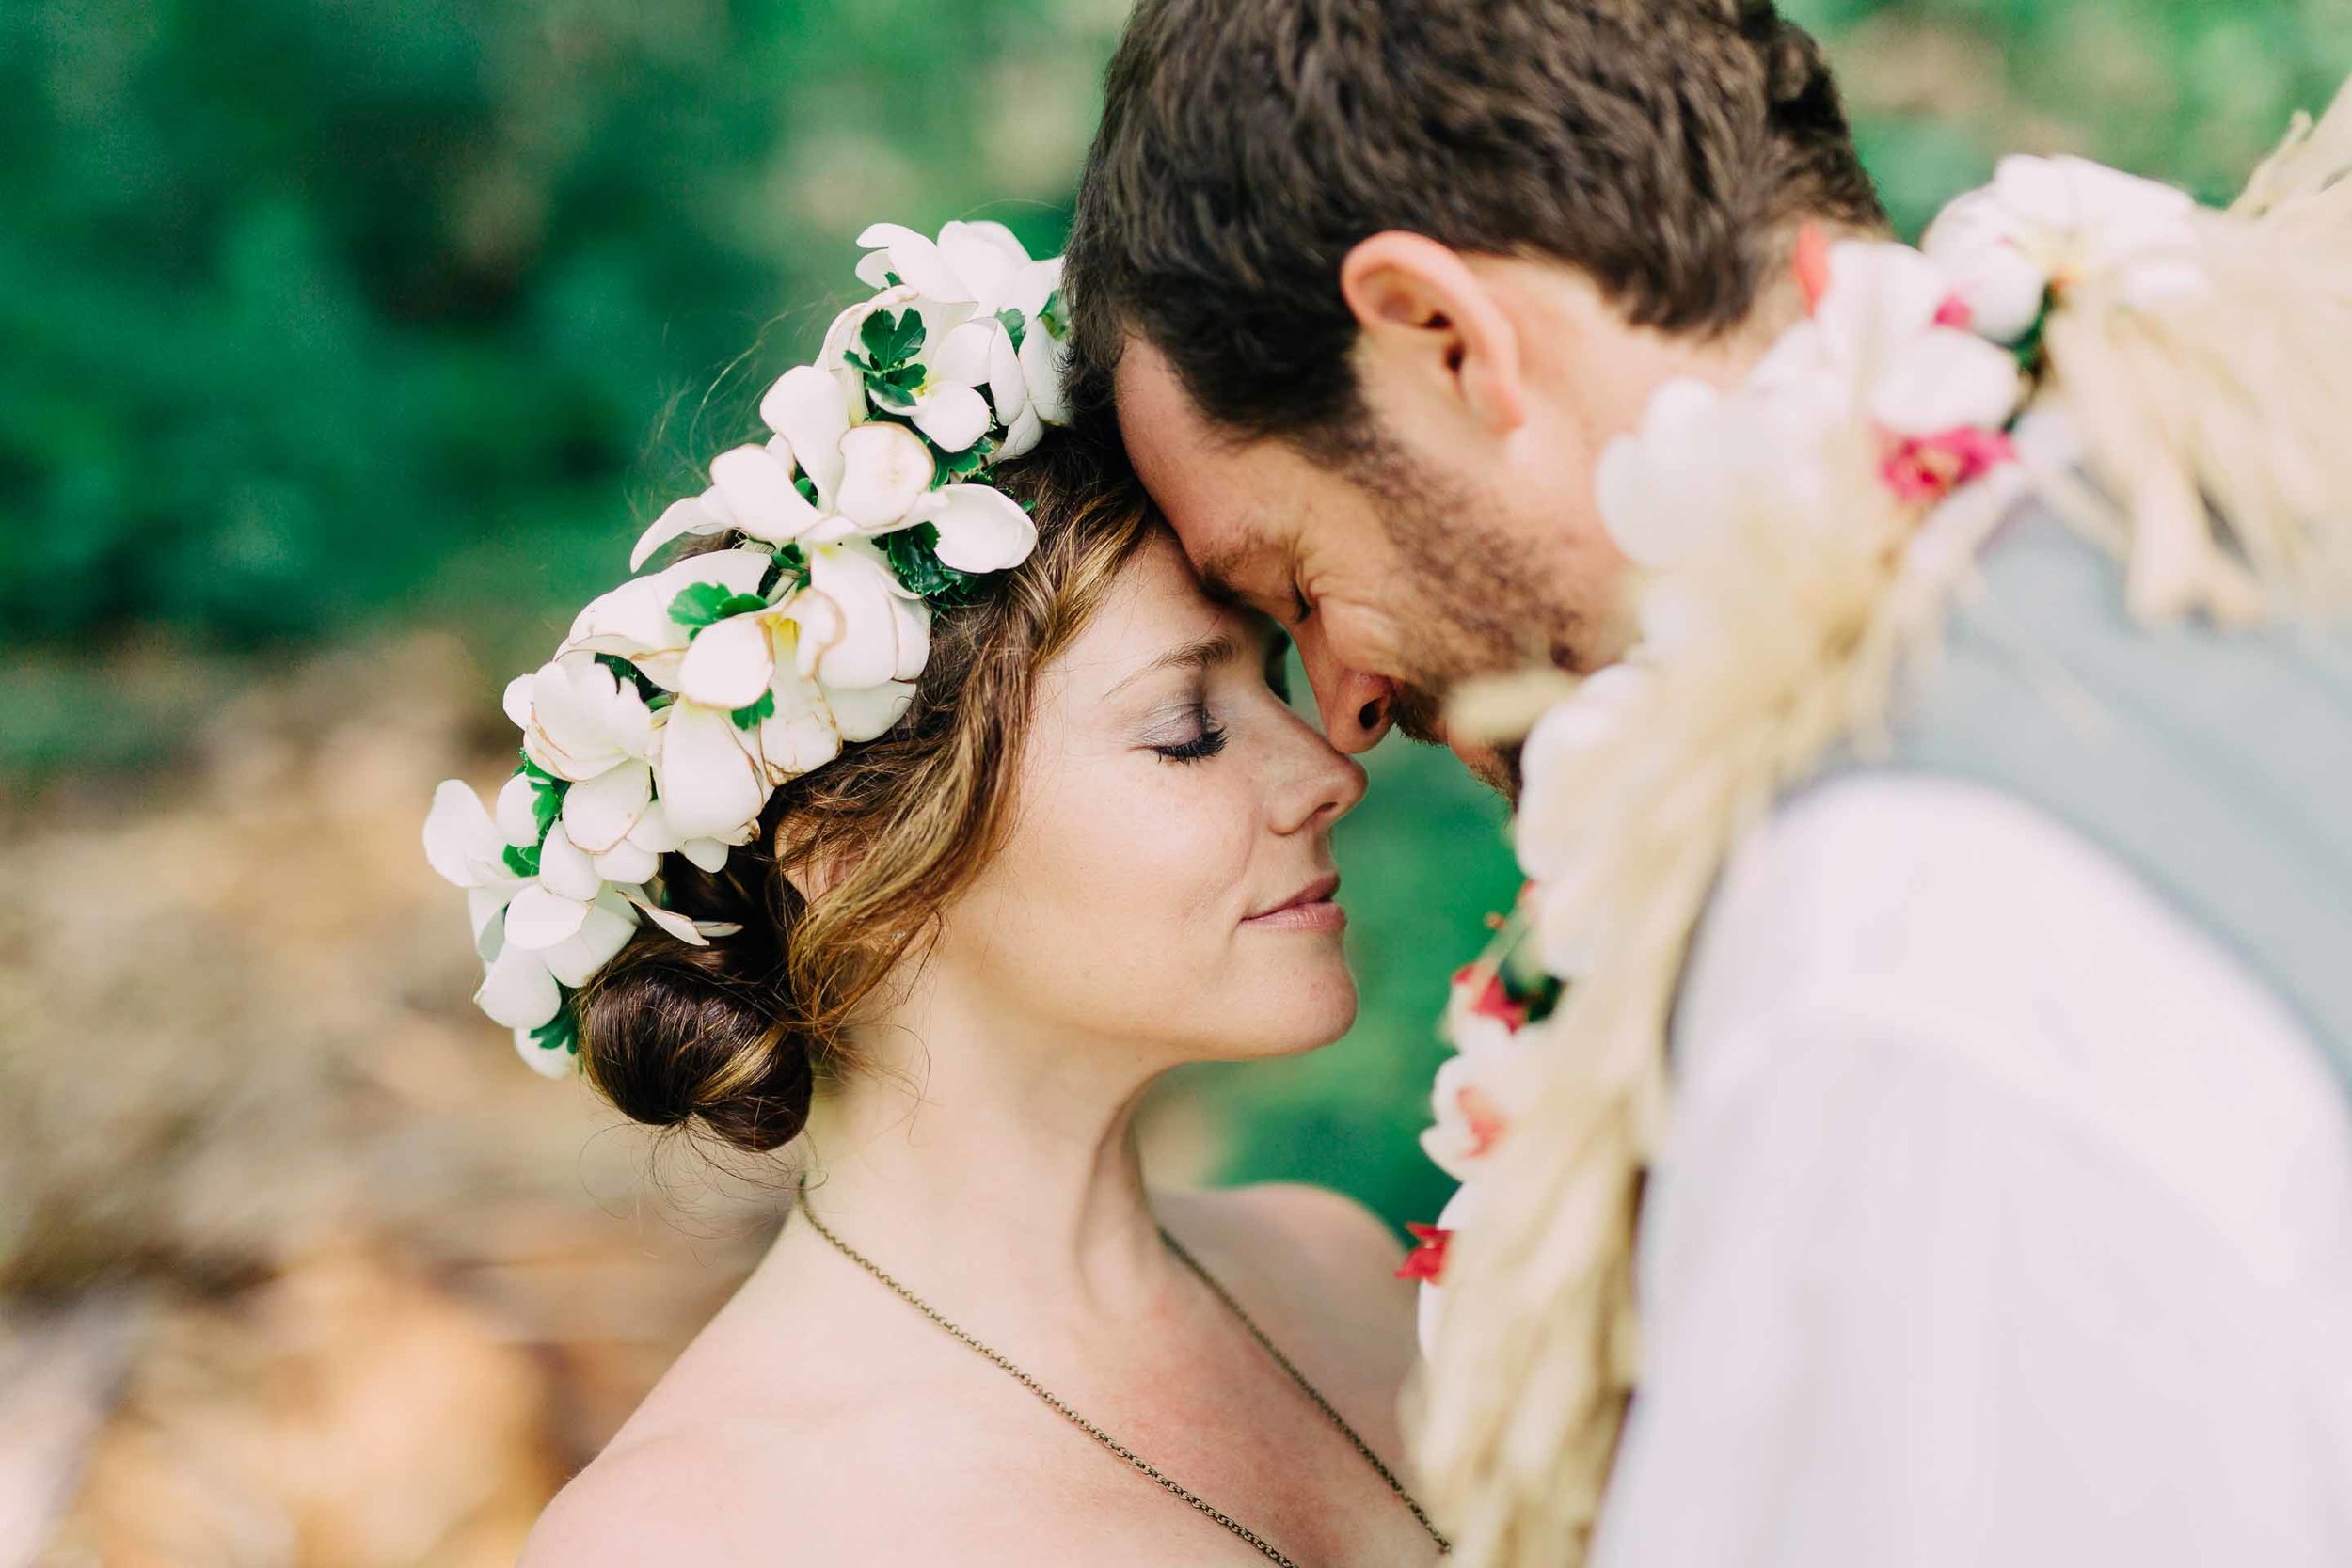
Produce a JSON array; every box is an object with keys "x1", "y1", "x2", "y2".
[
  {"x1": 821, "y1": 679, "x2": 916, "y2": 744},
  {"x1": 758, "y1": 365, "x2": 852, "y2": 502},
  {"x1": 930, "y1": 320, "x2": 997, "y2": 389},
  {"x1": 783, "y1": 589, "x2": 845, "y2": 680},
  {"x1": 1515, "y1": 668, "x2": 1656, "y2": 882},
  {"x1": 1593, "y1": 380, "x2": 1730, "y2": 570},
  {"x1": 629, "y1": 492, "x2": 728, "y2": 573},
  {"x1": 493, "y1": 771, "x2": 544, "y2": 848},
  {"x1": 424, "y1": 780, "x2": 512, "y2": 888},
  {"x1": 1814, "y1": 241, "x2": 1952, "y2": 368},
  {"x1": 617, "y1": 887, "x2": 734, "y2": 947},
  {"x1": 625, "y1": 795, "x2": 683, "y2": 854},
  {"x1": 561, "y1": 758, "x2": 653, "y2": 854},
  {"x1": 512, "y1": 1025, "x2": 576, "y2": 1078},
  {"x1": 1869, "y1": 329, "x2": 2024, "y2": 437},
  {"x1": 520, "y1": 655, "x2": 654, "y2": 782},
  {"x1": 655, "y1": 700, "x2": 771, "y2": 843},
  {"x1": 501, "y1": 675, "x2": 532, "y2": 731},
  {"x1": 537, "y1": 822, "x2": 607, "y2": 902},
  {"x1": 708, "y1": 443, "x2": 821, "y2": 544},
  {"x1": 888, "y1": 591, "x2": 930, "y2": 682},
  {"x1": 856, "y1": 222, "x2": 972, "y2": 304},
  {"x1": 678, "y1": 836, "x2": 732, "y2": 873},
  {"x1": 675, "y1": 610, "x2": 779, "y2": 712},
  {"x1": 564, "y1": 549, "x2": 775, "y2": 687},
  {"x1": 986, "y1": 325, "x2": 1028, "y2": 423},
  {"x1": 807, "y1": 542, "x2": 919, "y2": 689},
  {"x1": 476, "y1": 938, "x2": 562, "y2": 1031},
  {"x1": 914, "y1": 483, "x2": 1037, "y2": 573},
  {"x1": 502, "y1": 883, "x2": 592, "y2": 950},
  {"x1": 938, "y1": 219, "x2": 1025, "y2": 311},
  {"x1": 911, "y1": 384, "x2": 991, "y2": 453},
  {"x1": 832, "y1": 422, "x2": 935, "y2": 529},
  {"x1": 591, "y1": 838, "x2": 660, "y2": 886},
  {"x1": 538, "y1": 888, "x2": 640, "y2": 987},
  {"x1": 755, "y1": 671, "x2": 845, "y2": 780},
  {"x1": 996, "y1": 403, "x2": 1044, "y2": 462},
  {"x1": 1922, "y1": 190, "x2": 2048, "y2": 344},
  {"x1": 1002, "y1": 255, "x2": 1060, "y2": 321},
  {"x1": 466, "y1": 884, "x2": 513, "y2": 956},
  {"x1": 1018, "y1": 323, "x2": 1071, "y2": 427}
]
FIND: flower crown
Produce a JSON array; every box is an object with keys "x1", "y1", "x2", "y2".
[{"x1": 424, "y1": 221, "x2": 1072, "y2": 1077}]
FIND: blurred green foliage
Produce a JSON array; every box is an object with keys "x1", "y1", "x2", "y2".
[{"x1": 7, "y1": 0, "x2": 2345, "y2": 1229}]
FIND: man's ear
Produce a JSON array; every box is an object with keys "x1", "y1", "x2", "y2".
[{"x1": 1339, "y1": 231, "x2": 1527, "y2": 435}]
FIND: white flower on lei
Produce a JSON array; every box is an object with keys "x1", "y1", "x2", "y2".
[
  {"x1": 1923, "y1": 155, "x2": 2204, "y2": 344},
  {"x1": 1752, "y1": 240, "x2": 2026, "y2": 438},
  {"x1": 1422, "y1": 975, "x2": 1541, "y2": 1182}
]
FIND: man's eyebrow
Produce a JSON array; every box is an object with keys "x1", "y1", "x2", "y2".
[
  {"x1": 1192, "y1": 527, "x2": 1294, "y2": 610},
  {"x1": 1106, "y1": 631, "x2": 1247, "y2": 698}
]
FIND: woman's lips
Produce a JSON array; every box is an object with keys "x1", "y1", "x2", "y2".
[{"x1": 1243, "y1": 874, "x2": 1345, "y2": 932}]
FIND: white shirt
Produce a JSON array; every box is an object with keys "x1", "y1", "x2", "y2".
[{"x1": 1591, "y1": 774, "x2": 2352, "y2": 1568}]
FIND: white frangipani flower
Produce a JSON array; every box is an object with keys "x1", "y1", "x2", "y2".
[
  {"x1": 854, "y1": 219, "x2": 1033, "y2": 317},
  {"x1": 803, "y1": 540, "x2": 931, "y2": 693},
  {"x1": 928, "y1": 253, "x2": 1071, "y2": 462},
  {"x1": 1923, "y1": 155, "x2": 2204, "y2": 344},
  {"x1": 424, "y1": 778, "x2": 532, "y2": 951},
  {"x1": 648, "y1": 547, "x2": 928, "y2": 842},
  {"x1": 561, "y1": 548, "x2": 773, "y2": 687},
  {"x1": 627, "y1": 371, "x2": 940, "y2": 570},
  {"x1": 501, "y1": 654, "x2": 653, "y2": 783}
]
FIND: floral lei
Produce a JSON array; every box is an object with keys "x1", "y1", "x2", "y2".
[
  {"x1": 424, "y1": 221, "x2": 1071, "y2": 1076},
  {"x1": 1404, "y1": 88, "x2": 2352, "y2": 1568}
]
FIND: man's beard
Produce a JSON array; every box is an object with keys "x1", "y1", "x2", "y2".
[{"x1": 1351, "y1": 436, "x2": 1580, "y2": 798}]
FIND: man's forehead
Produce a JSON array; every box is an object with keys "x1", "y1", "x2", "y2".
[{"x1": 1113, "y1": 341, "x2": 1297, "y2": 600}]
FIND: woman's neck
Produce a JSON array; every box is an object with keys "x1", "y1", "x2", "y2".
[{"x1": 795, "y1": 984, "x2": 1183, "y2": 1320}]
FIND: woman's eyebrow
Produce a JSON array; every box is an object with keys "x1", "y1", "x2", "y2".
[{"x1": 1105, "y1": 631, "x2": 1246, "y2": 698}]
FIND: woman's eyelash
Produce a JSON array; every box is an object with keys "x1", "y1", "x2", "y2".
[{"x1": 1152, "y1": 710, "x2": 1230, "y2": 764}]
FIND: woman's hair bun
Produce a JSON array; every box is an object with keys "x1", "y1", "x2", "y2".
[{"x1": 576, "y1": 843, "x2": 817, "y2": 1153}]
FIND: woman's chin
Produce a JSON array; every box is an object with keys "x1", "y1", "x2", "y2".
[{"x1": 1203, "y1": 971, "x2": 1360, "y2": 1061}]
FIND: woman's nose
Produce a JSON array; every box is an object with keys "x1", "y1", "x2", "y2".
[
  {"x1": 1297, "y1": 629, "x2": 1397, "y2": 754},
  {"x1": 1270, "y1": 723, "x2": 1370, "y2": 837}
]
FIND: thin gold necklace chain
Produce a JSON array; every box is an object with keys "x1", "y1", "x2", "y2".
[{"x1": 794, "y1": 1197, "x2": 1453, "y2": 1565}]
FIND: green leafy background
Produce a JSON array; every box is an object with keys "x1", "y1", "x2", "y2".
[{"x1": 7, "y1": 0, "x2": 2345, "y2": 1233}]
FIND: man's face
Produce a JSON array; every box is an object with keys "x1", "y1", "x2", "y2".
[{"x1": 1116, "y1": 338, "x2": 1615, "y2": 786}]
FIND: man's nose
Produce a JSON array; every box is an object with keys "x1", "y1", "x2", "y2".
[{"x1": 1297, "y1": 630, "x2": 1397, "y2": 754}]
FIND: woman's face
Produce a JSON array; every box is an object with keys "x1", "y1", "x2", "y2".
[{"x1": 930, "y1": 530, "x2": 1369, "y2": 1068}]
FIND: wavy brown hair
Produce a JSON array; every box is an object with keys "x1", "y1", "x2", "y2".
[{"x1": 575, "y1": 436, "x2": 1155, "y2": 1152}]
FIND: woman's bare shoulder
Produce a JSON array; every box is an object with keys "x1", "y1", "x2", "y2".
[{"x1": 520, "y1": 1398, "x2": 1057, "y2": 1568}]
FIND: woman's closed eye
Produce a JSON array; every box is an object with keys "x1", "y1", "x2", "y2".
[{"x1": 1148, "y1": 703, "x2": 1231, "y2": 764}]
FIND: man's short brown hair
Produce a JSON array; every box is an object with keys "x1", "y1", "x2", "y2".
[{"x1": 1064, "y1": 0, "x2": 1883, "y2": 449}]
